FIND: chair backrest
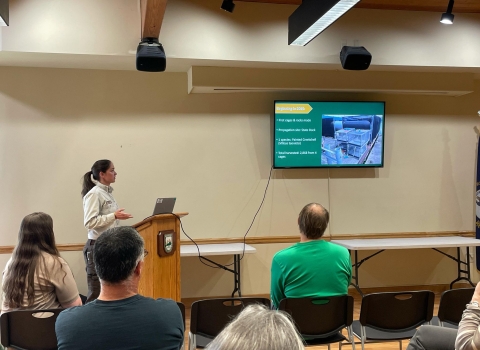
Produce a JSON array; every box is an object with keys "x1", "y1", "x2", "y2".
[
  {"x1": 190, "y1": 297, "x2": 271, "y2": 338},
  {"x1": 279, "y1": 295, "x2": 354, "y2": 338},
  {"x1": 1, "y1": 308, "x2": 64, "y2": 350},
  {"x1": 176, "y1": 301, "x2": 186, "y2": 329},
  {"x1": 438, "y1": 288, "x2": 474, "y2": 326},
  {"x1": 359, "y1": 290, "x2": 435, "y2": 332}
]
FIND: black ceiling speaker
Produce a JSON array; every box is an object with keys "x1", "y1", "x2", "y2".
[
  {"x1": 340, "y1": 46, "x2": 372, "y2": 71},
  {"x1": 136, "y1": 38, "x2": 166, "y2": 72},
  {"x1": 221, "y1": 0, "x2": 235, "y2": 12}
]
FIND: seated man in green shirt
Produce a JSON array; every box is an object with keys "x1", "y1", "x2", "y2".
[{"x1": 270, "y1": 203, "x2": 352, "y2": 309}]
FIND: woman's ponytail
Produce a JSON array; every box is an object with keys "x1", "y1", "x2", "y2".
[{"x1": 81, "y1": 171, "x2": 95, "y2": 197}]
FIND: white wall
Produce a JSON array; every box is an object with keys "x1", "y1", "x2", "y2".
[
  {"x1": 2, "y1": 0, "x2": 140, "y2": 55},
  {"x1": 0, "y1": 0, "x2": 479, "y2": 300},
  {"x1": 0, "y1": 67, "x2": 479, "y2": 297}
]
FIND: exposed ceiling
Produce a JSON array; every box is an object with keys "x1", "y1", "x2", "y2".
[
  {"x1": 145, "y1": 0, "x2": 480, "y2": 43},
  {"x1": 237, "y1": 0, "x2": 480, "y2": 13},
  {"x1": 1, "y1": 0, "x2": 479, "y2": 77},
  {"x1": 141, "y1": 0, "x2": 168, "y2": 38}
]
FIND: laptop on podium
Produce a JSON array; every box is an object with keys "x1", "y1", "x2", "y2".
[{"x1": 153, "y1": 197, "x2": 176, "y2": 215}]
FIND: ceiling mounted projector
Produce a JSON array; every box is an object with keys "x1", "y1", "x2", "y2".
[{"x1": 136, "y1": 38, "x2": 166, "y2": 72}]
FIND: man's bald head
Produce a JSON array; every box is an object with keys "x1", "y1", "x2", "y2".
[{"x1": 298, "y1": 203, "x2": 329, "y2": 239}]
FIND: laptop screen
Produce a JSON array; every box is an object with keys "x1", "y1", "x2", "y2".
[{"x1": 152, "y1": 198, "x2": 176, "y2": 215}]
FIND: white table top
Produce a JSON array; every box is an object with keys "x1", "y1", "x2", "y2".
[
  {"x1": 180, "y1": 243, "x2": 256, "y2": 257},
  {"x1": 331, "y1": 236, "x2": 480, "y2": 251}
]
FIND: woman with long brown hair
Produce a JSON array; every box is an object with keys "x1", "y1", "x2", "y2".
[
  {"x1": 81, "y1": 159, "x2": 132, "y2": 302},
  {"x1": 1, "y1": 212, "x2": 81, "y2": 314}
]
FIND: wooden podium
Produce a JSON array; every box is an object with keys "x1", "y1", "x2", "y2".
[{"x1": 132, "y1": 212, "x2": 187, "y2": 301}]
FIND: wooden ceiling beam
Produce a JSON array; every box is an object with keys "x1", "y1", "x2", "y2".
[
  {"x1": 235, "y1": 0, "x2": 480, "y2": 13},
  {"x1": 141, "y1": 0, "x2": 168, "y2": 39}
]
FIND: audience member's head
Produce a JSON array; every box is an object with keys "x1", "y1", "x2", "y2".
[
  {"x1": 3, "y1": 212, "x2": 60, "y2": 308},
  {"x1": 205, "y1": 304, "x2": 305, "y2": 350},
  {"x1": 93, "y1": 226, "x2": 144, "y2": 284},
  {"x1": 298, "y1": 203, "x2": 329, "y2": 239},
  {"x1": 17, "y1": 212, "x2": 58, "y2": 253}
]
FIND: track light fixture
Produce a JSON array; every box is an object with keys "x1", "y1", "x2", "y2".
[
  {"x1": 0, "y1": 0, "x2": 8, "y2": 26},
  {"x1": 289, "y1": 0, "x2": 360, "y2": 46},
  {"x1": 221, "y1": 0, "x2": 235, "y2": 13},
  {"x1": 440, "y1": 0, "x2": 455, "y2": 24}
]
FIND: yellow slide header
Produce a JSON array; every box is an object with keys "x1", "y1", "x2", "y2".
[{"x1": 275, "y1": 104, "x2": 313, "y2": 114}]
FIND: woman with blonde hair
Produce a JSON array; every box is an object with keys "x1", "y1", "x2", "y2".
[
  {"x1": 1, "y1": 212, "x2": 81, "y2": 314},
  {"x1": 205, "y1": 304, "x2": 305, "y2": 350}
]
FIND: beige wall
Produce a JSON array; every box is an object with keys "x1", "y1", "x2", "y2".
[
  {"x1": 0, "y1": 66, "x2": 479, "y2": 298},
  {"x1": 0, "y1": 0, "x2": 478, "y2": 307},
  {"x1": 1, "y1": 0, "x2": 140, "y2": 55}
]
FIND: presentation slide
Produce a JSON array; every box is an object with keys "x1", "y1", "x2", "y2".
[{"x1": 273, "y1": 101, "x2": 385, "y2": 168}]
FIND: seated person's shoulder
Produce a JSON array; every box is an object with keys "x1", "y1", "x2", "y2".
[
  {"x1": 152, "y1": 297, "x2": 179, "y2": 309},
  {"x1": 145, "y1": 298, "x2": 183, "y2": 325},
  {"x1": 131, "y1": 296, "x2": 180, "y2": 315},
  {"x1": 56, "y1": 304, "x2": 84, "y2": 324},
  {"x1": 41, "y1": 251, "x2": 66, "y2": 266},
  {"x1": 326, "y1": 241, "x2": 348, "y2": 250},
  {"x1": 273, "y1": 244, "x2": 297, "y2": 260}
]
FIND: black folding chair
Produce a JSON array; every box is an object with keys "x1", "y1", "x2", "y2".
[
  {"x1": 352, "y1": 290, "x2": 435, "y2": 350},
  {"x1": 433, "y1": 287, "x2": 474, "y2": 328},
  {"x1": 279, "y1": 296, "x2": 356, "y2": 349},
  {"x1": 1, "y1": 308, "x2": 64, "y2": 350},
  {"x1": 176, "y1": 301, "x2": 186, "y2": 329},
  {"x1": 189, "y1": 297, "x2": 270, "y2": 349},
  {"x1": 176, "y1": 302, "x2": 186, "y2": 350}
]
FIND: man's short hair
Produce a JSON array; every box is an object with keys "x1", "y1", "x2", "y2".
[
  {"x1": 298, "y1": 203, "x2": 329, "y2": 239},
  {"x1": 93, "y1": 226, "x2": 144, "y2": 283}
]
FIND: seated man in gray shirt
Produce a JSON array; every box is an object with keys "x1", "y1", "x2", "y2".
[{"x1": 56, "y1": 226, "x2": 184, "y2": 350}]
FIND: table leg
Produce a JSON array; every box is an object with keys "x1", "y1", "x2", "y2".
[
  {"x1": 231, "y1": 254, "x2": 241, "y2": 298},
  {"x1": 351, "y1": 250, "x2": 364, "y2": 296},
  {"x1": 436, "y1": 247, "x2": 476, "y2": 289},
  {"x1": 350, "y1": 250, "x2": 385, "y2": 296},
  {"x1": 467, "y1": 247, "x2": 473, "y2": 285},
  {"x1": 450, "y1": 247, "x2": 475, "y2": 288},
  {"x1": 199, "y1": 255, "x2": 241, "y2": 297}
]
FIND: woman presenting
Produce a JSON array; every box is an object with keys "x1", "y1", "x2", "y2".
[{"x1": 81, "y1": 159, "x2": 132, "y2": 302}]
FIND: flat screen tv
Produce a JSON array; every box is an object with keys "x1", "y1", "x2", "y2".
[{"x1": 273, "y1": 101, "x2": 385, "y2": 168}]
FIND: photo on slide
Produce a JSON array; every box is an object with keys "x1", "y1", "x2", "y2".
[
  {"x1": 273, "y1": 101, "x2": 385, "y2": 168},
  {"x1": 321, "y1": 115, "x2": 384, "y2": 165}
]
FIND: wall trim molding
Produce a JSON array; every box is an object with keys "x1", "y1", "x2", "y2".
[
  {"x1": 180, "y1": 230, "x2": 475, "y2": 245},
  {"x1": 0, "y1": 230, "x2": 474, "y2": 254}
]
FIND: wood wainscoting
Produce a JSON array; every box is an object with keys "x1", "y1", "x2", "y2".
[{"x1": 0, "y1": 230, "x2": 474, "y2": 254}]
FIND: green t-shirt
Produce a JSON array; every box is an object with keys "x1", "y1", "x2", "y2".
[{"x1": 270, "y1": 240, "x2": 352, "y2": 308}]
